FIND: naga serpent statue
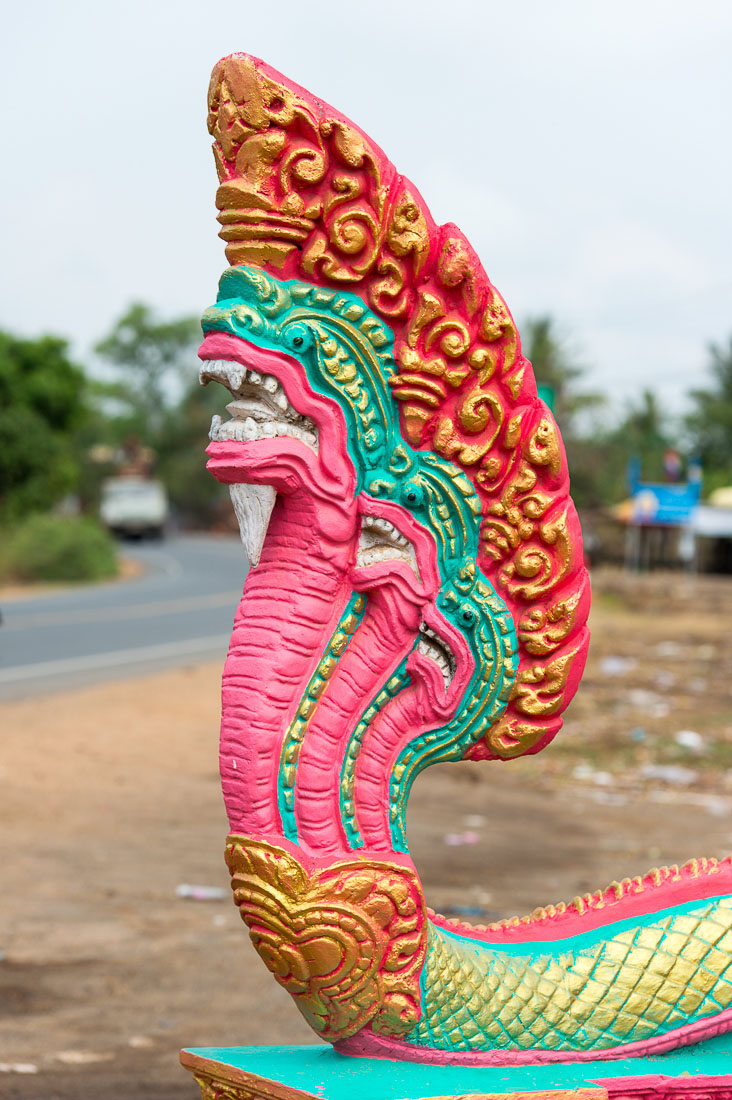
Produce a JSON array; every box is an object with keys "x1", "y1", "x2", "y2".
[{"x1": 200, "y1": 54, "x2": 732, "y2": 1066}]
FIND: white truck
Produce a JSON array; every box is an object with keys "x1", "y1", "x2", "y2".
[{"x1": 99, "y1": 477, "x2": 169, "y2": 539}]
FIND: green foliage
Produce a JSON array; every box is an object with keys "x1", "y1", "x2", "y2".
[
  {"x1": 0, "y1": 514, "x2": 118, "y2": 583},
  {"x1": 567, "y1": 390, "x2": 675, "y2": 510},
  {"x1": 156, "y1": 378, "x2": 230, "y2": 526},
  {"x1": 523, "y1": 316, "x2": 603, "y2": 434},
  {"x1": 0, "y1": 333, "x2": 87, "y2": 520},
  {"x1": 685, "y1": 336, "x2": 732, "y2": 481},
  {"x1": 95, "y1": 303, "x2": 200, "y2": 437}
]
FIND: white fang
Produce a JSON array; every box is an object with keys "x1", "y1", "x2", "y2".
[{"x1": 229, "y1": 483, "x2": 276, "y2": 568}]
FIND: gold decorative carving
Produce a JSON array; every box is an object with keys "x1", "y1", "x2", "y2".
[
  {"x1": 207, "y1": 54, "x2": 590, "y2": 762},
  {"x1": 181, "y1": 1050, "x2": 318, "y2": 1100},
  {"x1": 225, "y1": 837, "x2": 427, "y2": 1041},
  {"x1": 511, "y1": 644, "x2": 584, "y2": 718},
  {"x1": 518, "y1": 588, "x2": 585, "y2": 657},
  {"x1": 480, "y1": 715, "x2": 555, "y2": 760}
]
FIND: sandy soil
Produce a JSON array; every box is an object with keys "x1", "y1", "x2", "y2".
[{"x1": 3, "y1": 568, "x2": 732, "y2": 1099}]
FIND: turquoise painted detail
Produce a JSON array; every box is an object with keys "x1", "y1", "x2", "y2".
[
  {"x1": 183, "y1": 1035, "x2": 732, "y2": 1098},
  {"x1": 389, "y1": 574, "x2": 516, "y2": 851},
  {"x1": 434, "y1": 894, "x2": 732, "y2": 959},
  {"x1": 278, "y1": 592, "x2": 367, "y2": 842},
  {"x1": 203, "y1": 266, "x2": 518, "y2": 847}
]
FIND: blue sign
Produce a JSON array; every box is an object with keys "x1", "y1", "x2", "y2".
[{"x1": 629, "y1": 480, "x2": 701, "y2": 526}]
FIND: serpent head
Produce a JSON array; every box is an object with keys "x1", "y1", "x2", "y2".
[{"x1": 201, "y1": 265, "x2": 518, "y2": 811}]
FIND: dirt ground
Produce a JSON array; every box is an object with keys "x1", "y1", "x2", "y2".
[{"x1": 4, "y1": 568, "x2": 732, "y2": 1099}]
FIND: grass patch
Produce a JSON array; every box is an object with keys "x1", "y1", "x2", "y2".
[{"x1": 0, "y1": 514, "x2": 118, "y2": 584}]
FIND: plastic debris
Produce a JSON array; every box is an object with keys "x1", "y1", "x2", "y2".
[
  {"x1": 655, "y1": 641, "x2": 682, "y2": 658},
  {"x1": 55, "y1": 1051, "x2": 114, "y2": 1065},
  {"x1": 590, "y1": 790, "x2": 628, "y2": 807},
  {"x1": 175, "y1": 884, "x2": 228, "y2": 901},
  {"x1": 128, "y1": 1036, "x2": 154, "y2": 1049},
  {"x1": 639, "y1": 764, "x2": 699, "y2": 786},
  {"x1": 600, "y1": 656, "x2": 637, "y2": 676},
  {"x1": 0, "y1": 1063, "x2": 38, "y2": 1074},
  {"x1": 463, "y1": 814, "x2": 486, "y2": 828},
  {"x1": 443, "y1": 831, "x2": 480, "y2": 847},
  {"x1": 675, "y1": 729, "x2": 704, "y2": 752},
  {"x1": 630, "y1": 726, "x2": 647, "y2": 742}
]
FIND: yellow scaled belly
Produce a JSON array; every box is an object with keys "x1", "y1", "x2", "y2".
[{"x1": 410, "y1": 897, "x2": 732, "y2": 1052}]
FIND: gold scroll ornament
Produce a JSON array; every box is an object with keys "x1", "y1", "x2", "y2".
[
  {"x1": 208, "y1": 53, "x2": 590, "y2": 763},
  {"x1": 225, "y1": 837, "x2": 428, "y2": 1041}
]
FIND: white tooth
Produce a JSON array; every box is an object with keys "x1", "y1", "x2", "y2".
[
  {"x1": 242, "y1": 417, "x2": 258, "y2": 441},
  {"x1": 229, "y1": 483, "x2": 277, "y2": 569},
  {"x1": 209, "y1": 413, "x2": 222, "y2": 440},
  {"x1": 249, "y1": 370, "x2": 262, "y2": 385},
  {"x1": 225, "y1": 364, "x2": 246, "y2": 391},
  {"x1": 273, "y1": 389, "x2": 288, "y2": 410},
  {"x1": 199, "y1": 364, "x2": 211, "y2": 386},
  {"x1": 260, "y1": 422, "x2": 277, "y2": 438},
  {"x1": 262, "y1": 375, "x2": 278, "y2": 394}
]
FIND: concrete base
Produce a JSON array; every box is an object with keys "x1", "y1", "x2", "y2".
[{"x1": 181, "y1": 1036, "x2": 732, "y2": 1099}]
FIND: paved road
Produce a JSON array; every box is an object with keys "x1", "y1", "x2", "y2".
[{"x1": 0, "y1": 534, "x2": 249, "y2": 700}]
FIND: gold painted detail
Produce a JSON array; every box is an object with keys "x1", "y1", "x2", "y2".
[
  {"x1": 470, "y1": 413, "x2": 588, "y2": 761},
  {"x1": 414, "y1": 895, "x2": 732, "y2": 1052},
  {"x1": 192, "y1": 1072, "x2": 282, "y2": 1100},
  {"x1": 279, "y1": 595, "x2": 366, "y2": 812},
  {"x1": 207, "y1": 55, "x2": 591, "y2": 761},
  {"x1": 208, "y1": 56, "x2": 387, "y2": 280},
  {"x1": 182, "y1": 1050, "x2": 318, "y2": 1100},
  {"x1": 226, "y1": 837, "x2": 428, "y2": 1041}
]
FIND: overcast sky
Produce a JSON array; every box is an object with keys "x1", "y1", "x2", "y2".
[{"x1": 2, "y1": 0, "x2": 731, "y2": 418}]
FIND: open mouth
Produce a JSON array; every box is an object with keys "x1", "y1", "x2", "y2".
[
  {"x1": 200, "y1": 359, "x2": 319, "y2": 453},
  {"x1": 201, "y1": 357, "x2": 323, "y2": 567},
  {"x1": 416, "y1": 622, "x2": 456, "y2": 691},
  {"x1": 356, "y1": 514, "x2": 420, "y2": 579}
]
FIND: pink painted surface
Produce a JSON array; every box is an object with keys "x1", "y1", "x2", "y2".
[
  {"x1": 425, "y1": 860, "x2": 732, "y2": 945},
  {"x1": 354, "y1": 600, "x2": 475, "y2": 850},
  {"x1": 295, "y1": 494, "x2": 445, "y2": 853},
  {"x1": 200, "y1": 57, "x2": 732, "y2": 1067},
  {"x1": 336, "y1": 1004, "x2": 732, "y2": 1066},
  {"x1": 202, "y1": 332, "x2": 358, "y2": 836}
]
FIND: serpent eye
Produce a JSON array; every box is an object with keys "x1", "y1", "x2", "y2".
[
  {"x1": 284, "y1": 323, "x2": 311, "y2": 352},
  {"x1": 460, "y1": 607, "x2": 475, "y2": 626},
  {"x1": 401, "y1": 480, "x2": 423, "y2": 507}
]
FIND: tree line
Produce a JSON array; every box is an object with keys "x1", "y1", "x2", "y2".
[{"x1": 2, "y1": 305, "x2": 732, "y2": 529}]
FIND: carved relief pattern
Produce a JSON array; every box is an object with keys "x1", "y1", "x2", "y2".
[
  {"x1": 225, "y1": 837, "x2": 428, "y2": 1041},
  {"x1": 201, "y1": 54, "x2": 732, "y2": 1070},
  {"x1": 207, "y1": 55, "x2": 589, "y2": 763}
]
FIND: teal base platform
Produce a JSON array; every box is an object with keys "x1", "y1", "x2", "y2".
[{"x1": 181, "y1": 1036, "x2": 732, "y2": 1099}]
